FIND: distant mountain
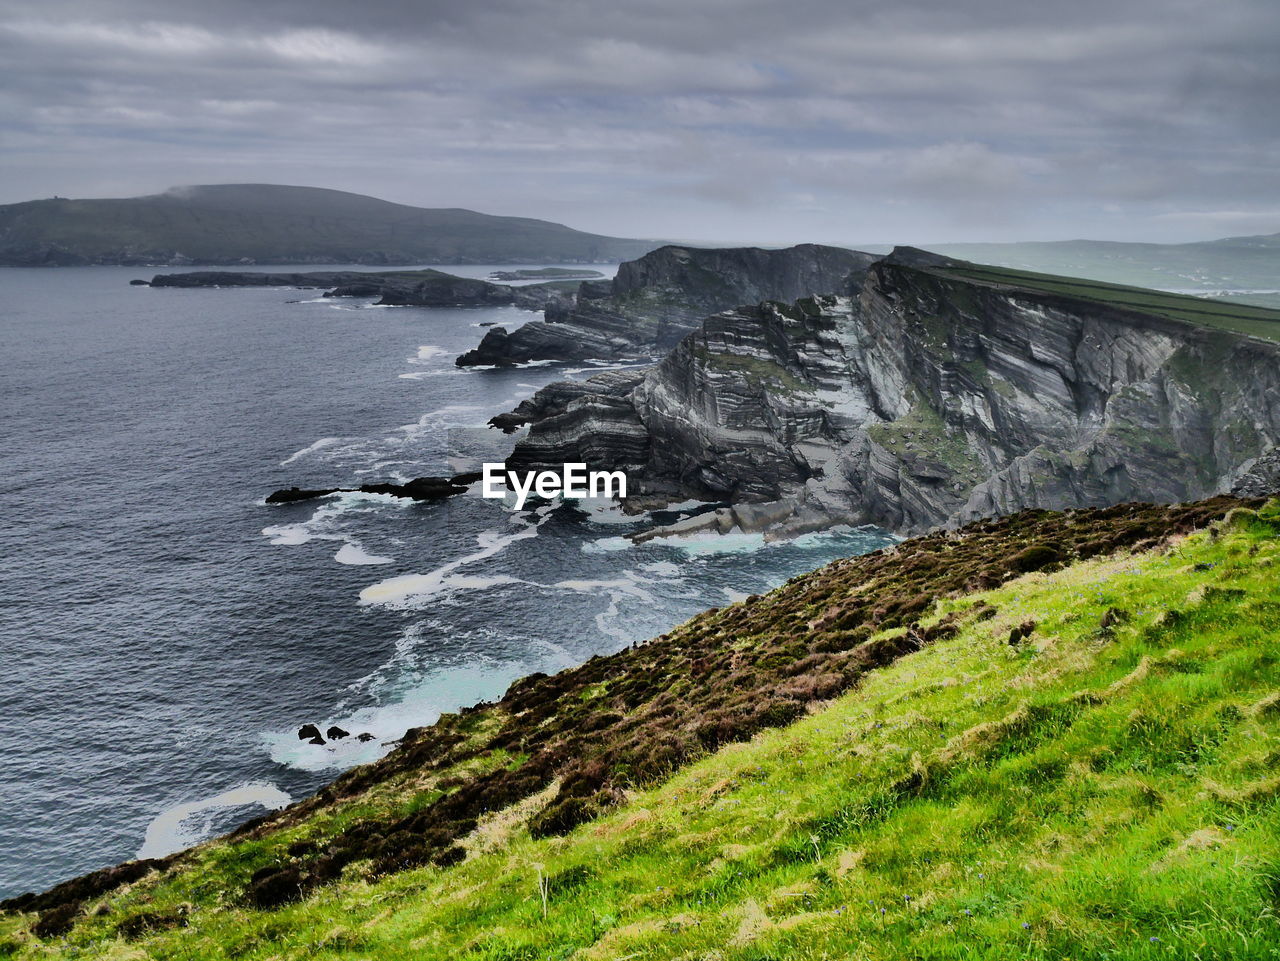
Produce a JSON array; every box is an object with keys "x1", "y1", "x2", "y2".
[
  {"x1": 0, "y1": 184, "x2": 660, "y2": 267},
  {"x1": 928, "y1": 233, "x2": 1280, "y2": 296}
]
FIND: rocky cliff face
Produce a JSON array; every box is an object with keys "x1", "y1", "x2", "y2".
[
  {"x1": 456, "y1": 244, "x2": 876, "y2": 366},
  {"x1": 505, "y1": 249, "x2": 1280, "y2": 535}
]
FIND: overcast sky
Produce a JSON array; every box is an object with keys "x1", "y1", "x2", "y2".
[{"x1": 2, "y1": 0, "x2": 1278, "y2": 245}]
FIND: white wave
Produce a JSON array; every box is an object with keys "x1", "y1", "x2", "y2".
[
  {"x1": 571, "y1": 496, "x2": 645, "y2": 526},
  {"x1": 667, "y1": 529, "x2": 768, "y2": 556},
  {"x1": 359, "y1": 504, "x2": 556, "y2": 607},
  {"x1": 138, "y1": 783, "x2": 290, "y2": 860},
  {"x1": 562, "y1": 361, "x2": 653, "y2": 375},
  {"x1": 263, "y1": 522, "x2": 315, "y2": 546},
  {"x1": 409, "y1": 345, "x2": 449, "y2": 364},
  {"x1": 639, "y1": 560, "x2": 683, "y2": 576},
  {"x1": 280, "y1": 436, "x2": 341, "y2": 466},
  {"x1": 263, "y1": 492, "x2": 409, "y2": 564},
  {"x1": 334, "y1": 542, "x2": 394, "y2": 565},
  {"x1": 581, "y1": 535, "x2": 634, "y2": 553},
  {"x1": 263, "y1": 658, "x2": 541, "y2": 773},
  {"x1": 549, "y1": 572, "x2": 655, "y2": 644},
  {"x1": 398, "y1": 370, "x2": 454, "y2": 380},
  {"x1": 722, "y1": 588, "x2": 752, "y2": 603}
]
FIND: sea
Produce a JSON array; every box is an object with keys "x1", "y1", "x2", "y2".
[{"x1": 0, "y1": 264, "x2": 895, "y2": 899}]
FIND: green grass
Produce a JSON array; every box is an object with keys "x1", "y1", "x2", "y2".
[
  {"x1": 6, "y1": 503, "x2": 1280, "y2": 959},
  {"x1": 866, "y1": 394, "x2": 986, "y2": 485},
  {"x1": 938, "y1": 263, "x2": 1280, "y2": 343},
  {"x1": 699, "y1": 347, "x2": 813, "y2": 395}
]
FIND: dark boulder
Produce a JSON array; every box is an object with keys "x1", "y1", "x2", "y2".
[
  {"x1": 297, "y1": 724, "x2": 322, "y2": 741},
  {"x1": 267, "y1": 487, "x2": 335, "y2": 504},
  {"x1": 326, "y1": 726, "x2": 350, "y2": 740}
]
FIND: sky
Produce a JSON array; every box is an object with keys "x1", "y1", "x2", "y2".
[{"x1": 1, "y1": 0, "x2": 1278, "y2": 246}]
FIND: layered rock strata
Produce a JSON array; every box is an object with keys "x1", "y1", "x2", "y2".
[
  {"x1": 503, "y1": 249, "x2": 1280, "y2": 535},
  {"x1": 456, "y1": 244, "x2": 877, "y2": 366}
]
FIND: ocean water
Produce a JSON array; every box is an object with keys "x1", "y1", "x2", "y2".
[{"x1": 0, "y1": 265, "x2": 894, "y2": 899}]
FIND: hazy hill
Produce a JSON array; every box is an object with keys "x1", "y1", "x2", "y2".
[
  {"x1": 0, "y1": 184, "x2": 659, "y2": 267},
  {"x1": 930, "y1": 233, "x2": 1280, "y2": 296}
]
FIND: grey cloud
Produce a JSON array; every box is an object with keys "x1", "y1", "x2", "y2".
[{"x1": 0, "y1": 0, "x2": 1278, "y2": 243}]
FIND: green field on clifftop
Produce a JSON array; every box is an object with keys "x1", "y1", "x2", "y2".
[
  {"x1": 5, "y1": 501, "x2": 1280, "y2": 958},
  {"x1": 940, "y1": 262, "x2": 1280, "y2": 343}
]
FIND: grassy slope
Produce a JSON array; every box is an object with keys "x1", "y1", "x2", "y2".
[
  {"x1": 937, "y1": 263, "x2": 1280, "y2": 343},
  {"x1": 4, "y1": 500, "x2": 1280, "y2": 958}
]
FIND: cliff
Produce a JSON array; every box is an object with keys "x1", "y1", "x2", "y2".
[
  {"x1": 455, "y1": 243, "x2": 876, "y2": 366},
  {"x1": 505, "y1": 249, "x2": 1280, "y2": 535},
  {"x1": 0, "y1": 184, "x2": 658, "y2": 266}
]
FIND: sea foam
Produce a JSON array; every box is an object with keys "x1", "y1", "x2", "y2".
[{"x1": 138, "y1": 783, "x2": 290, "y2": 860}]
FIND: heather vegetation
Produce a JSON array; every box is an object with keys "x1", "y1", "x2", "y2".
[{"x1": 4, "y1": 495, "x2": 1279, "y2": 958}]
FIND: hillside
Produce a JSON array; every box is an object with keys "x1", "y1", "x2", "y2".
[
  {"x1": 3, "y1": 494, "x2": 1279, "y2": 958},
  {"x1": 931, "y1": 233, "x2": 1280, "y2": 297},
  {"x1": 0, "y1": 184, "x2": 659, "y2": 267}
]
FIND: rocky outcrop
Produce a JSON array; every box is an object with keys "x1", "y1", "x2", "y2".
[
  {"x1": 456, "y1": 244, "x2": 877, "y2": 367},
  {"x1": 1230, "y1": 447, "x2": 1280, "y2": 497},
  {"x1": 147, "y1": 270, "x2": 572, "y2": 311},
  {"x1": 266, "y1": 473, "x2": 481, "y2": 505},
  {"x1": 503, "y1": 248, "x2": 1280, "y2": 536}
]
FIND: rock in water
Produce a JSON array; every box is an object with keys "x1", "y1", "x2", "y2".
[
  {"x1": 297, "y1": 724, "x2": 321, "y2": 741},
  {"x1": 326, "y1": 726, "x2": 350, "y2": 740},
  {"x1": 147, "y1": 268, "x2": 569, "y2": 311},
  {"x1": 265, "y1": 473, "x2": 479, "y2": 505}
]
